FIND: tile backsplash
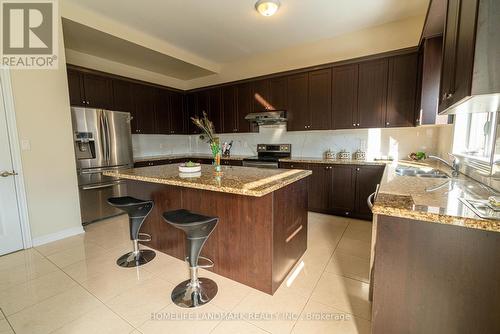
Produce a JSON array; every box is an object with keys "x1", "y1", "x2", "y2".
[
  {"x1": 192, "y1": 125, "x2": 446, "y2": 160},
  {"x1": 133, "y1": 125, "x2": 450, "y2": 160},
  {"x1": 132, "y1": 134, "x2": 193, "y2": 157}
]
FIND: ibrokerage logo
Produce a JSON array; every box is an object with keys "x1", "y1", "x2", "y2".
[{"x1": 1, "y1": 0, "x2": 58, "y2": 69}]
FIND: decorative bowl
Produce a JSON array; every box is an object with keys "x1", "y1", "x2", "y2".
[{"x1": 178, "y1": 163, "x2": 201, "y2": 173}]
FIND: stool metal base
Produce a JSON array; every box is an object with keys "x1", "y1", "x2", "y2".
[
  {"x1": 171, "y1": 277, "x2": 218, "y2": 308},
  {"x1": 116, "y1": 249, "x2": 156, "y2": 268}
]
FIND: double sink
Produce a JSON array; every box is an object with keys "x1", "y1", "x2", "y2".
[{"x1": 395, "y1": 165, "x2": 450, "y2": 179}]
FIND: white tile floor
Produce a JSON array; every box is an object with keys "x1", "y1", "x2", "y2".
[{"x1": 0, "y1": 212, "x2": 373, "y2": 334}]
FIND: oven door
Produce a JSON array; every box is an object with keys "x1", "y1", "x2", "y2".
[{"x1": 242, "y1": 160, "x2": 279, "y2": 169}]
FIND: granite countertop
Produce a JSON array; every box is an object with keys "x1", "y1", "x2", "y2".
[
  {"x1": 372, "y1": 160, "x2": 500, "y2": 233},
  {"x1": 134, "y1": 154, "x2": 248, "y2": 162},
  {"x1": 279, "y1": 157, "x2": 389, "y2": 166},
  {"x1": 104, "y1": 164, "x2": 311, "y2": 197},
  {"x1": 134, "y1": 154, "x2": 390, "y2": 166}
]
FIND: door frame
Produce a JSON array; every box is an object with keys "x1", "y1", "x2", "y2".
[{"x1": 0, "y1": 68, "x2": 32, "y2": 249}]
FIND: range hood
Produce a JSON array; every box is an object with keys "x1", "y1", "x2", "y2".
[{"x1": 245, "y1": 110, "x2": 287, "y2": 125}]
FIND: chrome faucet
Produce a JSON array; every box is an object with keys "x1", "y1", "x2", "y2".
[{"x1": 427, "y1": 154, "x2": 460, "y2": 177}]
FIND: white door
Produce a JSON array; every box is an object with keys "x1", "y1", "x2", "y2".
[{"x1": 0, "y1": 75, "x2": 24, "y2": 255}]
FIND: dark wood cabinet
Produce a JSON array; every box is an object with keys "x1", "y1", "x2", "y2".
[
  {"x1": 133, "y1": 84, "x2": 157, "y2": 134},
  {"x1": 236, "y1": 82, "x2": 253, "y2": 133},
  {"x1": 169, "y1": 92, "x2": 185, "y2": 134},
  {"x1": 112, "y1": 79, "x2": 135, "y2": 113},
  {"x1": 222, "y1": 86, "x2": 238, "y2": 133},
  {"x1": 308, "y1": 164, "x2": 332, "y2": 212},
  {"x1": 221, "y1": 159, "x2": 243, "y2": 166},
  {"x1": 186, "y1": 93, "x2": 200, "y2": 134},
  {"x1": 269, "y1": 76, "x2": 287, "y2": 110},
  {"x1": 156, "y1": 89, "x2": 185, "y2": 135},
  {"x1": 420, "y1": 36, "x2": 443, "y2": 125},
  {"x1": 357, "y1": 58, "x2": 388, "y2": 129},
  {"x1": 439, "y1": 0, "x2": 479, "y2": 112},
  {"x1": 331, "y1": 165, "x2": 356, "y2": 215},
  {"x1": 355, "y1": 165, "x2": 385, "y2": 218},
  {"x1": 386, "y1": 53, "x2": 419, "y2": 127},
  {"x1": 82, "y1": 73, "x2": 113, "y2": 109},
  {"x1": 287, "y1": 73, "x2": 309, "y2": 131},
  {"x1": 208, "y1": 88, "x2": 222, "y2": 133},
  {"x1": 309, "y1": 69, "x2": 332, "y2": 130},
  {"x1": 280, "y1": 161, "x2": 384, "y2": 220},
  {"x1": 332, "y1": 64, "x2": 358, "y2": 129},
  {"x1": 252, "y1": 79, "x2": 271, "y2": 111},
  {"x1": 68, "y1": 46, "x2": 422, "y2": 138},
  {"x1": 67, "y1": 69, "x2": 85, "y2": 106},
  {"x1": 156, "y1": 89, "x2": 171, "y2": 135},
  {"x1": 67, "y1": 70, "x2": 112, "y2": 108}
]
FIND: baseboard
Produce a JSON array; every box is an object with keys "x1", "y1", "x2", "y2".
[{"x1": 31, "y1": 226, "x2": 85, "y2": 247}]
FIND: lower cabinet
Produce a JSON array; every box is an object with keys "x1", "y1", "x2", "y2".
[{"x1": 279, "y1": 162, "x2": 385, "y2": 220}]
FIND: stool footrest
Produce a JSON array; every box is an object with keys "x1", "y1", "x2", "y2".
[
  {"x1": 138, "y1": 233, "x2": 152, "y2": 242},
  {"x1": 185, "y1": 256, "x2": 214, "y2": 268}
]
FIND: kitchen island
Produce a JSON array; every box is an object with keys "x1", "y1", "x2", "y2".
[{"x1": 105, "y1": 164, "x2": 311, "y2": 294}]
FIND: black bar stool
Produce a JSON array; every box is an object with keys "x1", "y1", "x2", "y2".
[
  {"x1": 107, "y1": 196, "x2": 156, "y2": 268},
  {"x1": 162, "y1": 209, "x2": 219, "y2": 308}
]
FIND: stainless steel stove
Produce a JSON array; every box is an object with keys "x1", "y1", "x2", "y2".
[{"x1": 242, "y1": 144, "x2": 291, "y2": 169}]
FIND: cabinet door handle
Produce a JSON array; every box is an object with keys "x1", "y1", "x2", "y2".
[
  {"x1": 357, "y1": 123, "x2": 360, "y2": 127},
  {"x1": 356, "y1": 167, "x2": 360, "y2": 171},
  {"x1": 353, "y1": 123, "x2": 356, "y2": 127},
  {"x1": 442, "y1": 92, "x2": 454, "y2": 101},
  {"x1": 386, "y1": 122, "x2": 390, "y2": 126}
]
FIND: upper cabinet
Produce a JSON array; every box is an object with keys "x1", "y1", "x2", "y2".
[
  {"x1": 332, "y1": 64, "x2": 358, "y2": 129},
  {"x1": 357, "y1": 58, "x2": 388, "y2": 129},
  {"x1": 252, "y1": 79, "x2": 271, "y2": 111},
  {"x1": 67, "y1": 69, "x2": 85, "y2": 106},
  {"x1": 67, "y1": 46, "x2": 423, "y2": 137},
  {"x1": 222, "y1": 86, "x2": 238, "y2": 133},
  {"x1": 208, "y1": 88, "x2": 223, "y2": 133},
  {"x1": 439, "y1": 0, "x2": 478, "y2": 112},
  {"x1": 386, "y1": 53, "x2": 419, "y2": 127},
  {"x1": 287, "y1": 73, "x2": 309, "y2": 131},
  {"x1": 308, "y1": 69, "x2": 332, "y2": 130},
  {"x1": 269, "y1": 77, "x2": 288, "y2": 110},
  {"x1": 67, "y1": 69, "x2": 113, "y2": 109},
  {"x1": 419, "y1": 36, "x2": 449, "y2": 125},
  {"x1": 156, "y1": 89, "x2": 186, "y2": 135},
  {"x1": 286, "y1": 69, "x2": 333, "y2": 131},
  {"x1": 133, "y1": 84, "x2": 157, "y2": 134},
  {"x1": 235, "y1": 82, "x2": 253, "y2": 133},
  {"x1": 112, "y1": 79, "x2": 135, "y2": 113},
  {"x1": 438, "y1": 0, "x2": 500, "y2": 114}
]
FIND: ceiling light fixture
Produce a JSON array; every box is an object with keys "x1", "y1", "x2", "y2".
[{"x1": 255, "y1": 0, "x2": 280, "y2": 17}]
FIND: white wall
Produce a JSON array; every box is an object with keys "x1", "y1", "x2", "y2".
[{"x1": 9, "y1": 16, "x2": 83, "y2": 241}]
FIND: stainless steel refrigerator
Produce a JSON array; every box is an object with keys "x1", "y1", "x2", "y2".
[{"x1": 71, "y1": 107, "x2": 133, "y2": 224}]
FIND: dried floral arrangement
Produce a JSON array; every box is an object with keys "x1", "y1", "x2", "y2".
[{"x1": 191, "y1": 111, "x2": 221, "y2": 159}]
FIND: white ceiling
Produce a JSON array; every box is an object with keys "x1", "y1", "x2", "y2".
[
  {"x1": 62, "y1": 0, "x2": 428, "y2": 80},
  {"x1": 62, "y1": 19, "x2": 215, "y2": 80}
]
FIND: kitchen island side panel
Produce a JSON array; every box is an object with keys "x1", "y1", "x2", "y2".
[{"x1": 127, "y1": 179, "x2": 310, "y2": 294}]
